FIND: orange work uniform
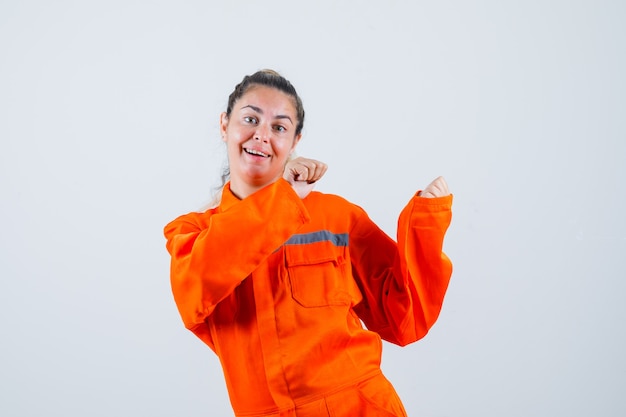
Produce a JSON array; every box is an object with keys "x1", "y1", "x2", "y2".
[{"x1": 164, "y1": 179, "x2": 453, "y2": 417}]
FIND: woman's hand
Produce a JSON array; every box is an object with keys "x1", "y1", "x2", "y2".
[
  {"x1": 420, "y1": 176, "x2": 450, "y2": 198},
  {"x1": 283, "y1": 157, "x2": 328, "y2": 199}
]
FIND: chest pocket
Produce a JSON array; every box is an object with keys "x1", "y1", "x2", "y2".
[{"x1": 285, "y1": 238, "x2": 362, "y2": 308}]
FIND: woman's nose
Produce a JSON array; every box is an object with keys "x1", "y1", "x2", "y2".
[{"x1": 254, "y1": 123, "x2": 271, "y2": 143}]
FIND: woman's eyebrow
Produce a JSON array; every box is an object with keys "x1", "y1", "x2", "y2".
[
  {"x1": 241, "y1": 104, "x2": 293, "y2": 125},
  {"x1": 276, "y1": 114, "x2": 294, "y2": 125},
  {"x1": 241, "y1": 104, "x2": 262, "y2": 113}
]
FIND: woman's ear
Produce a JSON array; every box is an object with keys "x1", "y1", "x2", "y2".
[
  {"x1": 290, "y1": 133, "x2": 302, "y2": 153},
  {"x1": 219, "y1": 112, "x2": 229, "y2": 142}
]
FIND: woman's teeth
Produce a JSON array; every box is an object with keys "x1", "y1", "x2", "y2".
[{"x1": 245, "y1": 148, "x2": 269, "y2": 157}]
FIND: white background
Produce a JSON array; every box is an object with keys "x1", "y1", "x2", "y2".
[{"x1": 1, "y1": 1, "x2": 625, "y2": 416}]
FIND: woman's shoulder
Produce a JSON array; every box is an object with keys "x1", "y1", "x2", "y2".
[
  {"x1": 305, "y1": 190, "x2": 365, "y2": 215},
  {"x1": 307, "y1": 190, "x2": 349, "y2": 204}
]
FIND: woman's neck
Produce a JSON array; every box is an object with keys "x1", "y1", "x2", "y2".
[{"x1": 228, "y1": 177, "x2": 278, "y2": 200}]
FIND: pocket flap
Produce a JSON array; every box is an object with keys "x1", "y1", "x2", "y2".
[{"x1": 285, "y1": 239, "x2": 347, "y2": 266}]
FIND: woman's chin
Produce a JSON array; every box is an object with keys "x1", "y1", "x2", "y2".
[{"x1": 239, "y1": 170, "x2": 281, "y2": 187}]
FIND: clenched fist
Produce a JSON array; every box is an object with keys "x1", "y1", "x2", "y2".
[
  {"x1": 420, "y1": 176, "x2": 450, "y2": 198},
  {"x1": 283, "y1": 157, "x2": 328, "y2": 199}
]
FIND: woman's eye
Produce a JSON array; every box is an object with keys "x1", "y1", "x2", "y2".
[
  {"x1": 244, "y1": 116, "x2": 257, "y2": 124},
  {"x1": 274, "y1": 125, "x2": 286, "y2": 132}
]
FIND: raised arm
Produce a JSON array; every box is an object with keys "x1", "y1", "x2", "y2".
[
  {"x1": 164, "y1": 180, "x2": 310, "y2": 336},
  {"x1": 351, "y1": 180, "x2": 453, "y2": 346}
]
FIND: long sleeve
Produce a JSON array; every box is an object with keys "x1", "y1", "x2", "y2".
[
  {"x1": 351, "y1": 193, "x2": 453, "y2": 346},
  {"x1": 164, "y1": 179, "x2": 310, "y2": 340}
]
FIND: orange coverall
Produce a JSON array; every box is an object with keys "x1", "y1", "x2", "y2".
[{"x1": 164, "y1": 179, "x2": 453, "y2": 416}]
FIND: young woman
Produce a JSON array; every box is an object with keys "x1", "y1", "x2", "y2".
[{"x1": 164, "y1": 69, "x2": 453, "y2": 417}]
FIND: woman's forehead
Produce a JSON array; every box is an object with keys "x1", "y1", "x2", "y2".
[{"x1": 237, "y1": 85, "x2": 298, "y2": 114}]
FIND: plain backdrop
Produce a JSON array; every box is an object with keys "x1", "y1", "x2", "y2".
[{"x1": 1, "y1": 1, "x2": 625, "y2": 416}]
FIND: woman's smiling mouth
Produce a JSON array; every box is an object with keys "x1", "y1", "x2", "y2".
[{"x1": 244, "y1": 148, "x2": 270, "y2": 158}]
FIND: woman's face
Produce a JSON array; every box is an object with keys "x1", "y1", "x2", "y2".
[{"x1": 220, "y1": 85, "x2": 301, "y2": 198}]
